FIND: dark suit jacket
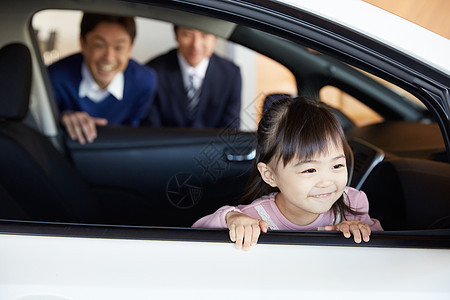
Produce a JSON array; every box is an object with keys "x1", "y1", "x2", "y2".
[{"x1": 146, "y1": 49, "x2": 241, "y2": 129}]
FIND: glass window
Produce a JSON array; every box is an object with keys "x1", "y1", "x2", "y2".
[{"x1": 320, "y1": 86, "x2": 383, "y2": 127}]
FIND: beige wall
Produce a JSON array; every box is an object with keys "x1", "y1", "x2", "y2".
[
  {"x1": 254, "y1": 54, "x2": 297, "y2": 120},
  {"x1": 364, "y1": 0, "x2": 450, "y2": 39}
]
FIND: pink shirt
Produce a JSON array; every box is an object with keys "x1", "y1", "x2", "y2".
[{"x1": 192, "y1": 187, "x2": 383, "y2": 231}]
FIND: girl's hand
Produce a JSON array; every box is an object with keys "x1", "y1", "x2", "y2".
[
  {"x1": 324, "y1": 220, "x2": 371, "y2": 243},
  {"x1": 226, "y1": 211, "x2": 269, "y2": 250}
]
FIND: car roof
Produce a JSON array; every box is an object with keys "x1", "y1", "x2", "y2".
[
  {"x1": 278, "y1": 0, "x2": 450, "y2": 75},
  {"x1": 8, "y1": 0, "x2": 450, "y2": 76}
]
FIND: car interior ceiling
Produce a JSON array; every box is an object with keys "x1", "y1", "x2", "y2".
[
  {"x1": 230, "y1": 25, "x2": 445, "y2": 153},
  {"x1": 1, "y1": 3, "x2": 450, "y2": 232},
  {"x1": 230, "y1": 26, "x2": 428, "y2": 122}
]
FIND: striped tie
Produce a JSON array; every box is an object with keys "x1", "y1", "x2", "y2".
[{"x1": 186, "y1": 74, "x2": 200, "y2": 116}]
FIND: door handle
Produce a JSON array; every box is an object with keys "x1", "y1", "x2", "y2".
[{"x1": 225, "y1": 149, "x2": 256, "y2": 162}]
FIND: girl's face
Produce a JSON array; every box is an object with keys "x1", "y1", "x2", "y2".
[{"x1": 258, "y1": 142, "x2": 348, "y2": 226}]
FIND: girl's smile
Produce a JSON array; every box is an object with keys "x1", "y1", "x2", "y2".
[
  {"x1": 310, "y1": 192, "x2": 334, "y2": 199},
  {"x1": 259, "y1": 142, "x2": 348, "y2": 226}
]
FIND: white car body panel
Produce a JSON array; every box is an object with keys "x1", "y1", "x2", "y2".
[{"x1": 1, "y1": 233, "x2": 450, "y2": 299}]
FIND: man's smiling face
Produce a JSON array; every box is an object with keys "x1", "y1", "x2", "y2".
[{"x1": 80, "y1": 21, "x2": 133, "y2": 89}]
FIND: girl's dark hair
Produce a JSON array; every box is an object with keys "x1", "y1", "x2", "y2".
[
  {"x1": 241, "y1": 96, "x2": 359, "y2": 219},
  {"x1": 80, "y1": 13, "x2": 136, "y2": 42}
]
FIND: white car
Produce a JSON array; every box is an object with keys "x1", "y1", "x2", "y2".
[{"x1": 1, "y1": 0, "x2": 450, "y2": 299}]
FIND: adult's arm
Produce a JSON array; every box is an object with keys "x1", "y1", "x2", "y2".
[{"x1": 61, "y1": 111, "x2": 107, "y2": 144}]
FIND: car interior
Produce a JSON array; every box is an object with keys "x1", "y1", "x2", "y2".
[
  {"x1": 1, "y1": 2, "x2": 450, "y2": 236},
  {"x1": 0, "y1": 43, "x2": 103, "y2": 224}
]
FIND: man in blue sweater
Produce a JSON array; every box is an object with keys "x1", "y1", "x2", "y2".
[{"x1": 49, "y1": 13, "x2": 157, "y2": 144}]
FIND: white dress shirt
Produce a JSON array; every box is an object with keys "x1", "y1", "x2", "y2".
[
  {"x1": 79, "y1": 63, "x2": 124, "y2": 103},
  {"x1": 177, "y1": 52, "x2": 210, "y2": 91}
]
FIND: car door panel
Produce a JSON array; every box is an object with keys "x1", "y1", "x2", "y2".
[
  {"x1": 65, "y1": 126, "x2": 256, "y2": 227},
  {"x1": 1, "y1": 222, "x2": 450, "y2": 299}
]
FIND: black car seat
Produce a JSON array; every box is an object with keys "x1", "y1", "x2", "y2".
[
  {"x1": 362, "y1": 157, "x2": 450, "y2": 230},
  {"x1": 263, "y1": 93, "x2": 356, "y2": 132},
  {"x1": 0, "y1": 42, "x2": 103, "y2": 223}
]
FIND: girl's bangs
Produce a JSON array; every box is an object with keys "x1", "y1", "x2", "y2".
[{"x1": 280, "y1": 106, "x2": 345, "y2": 166}]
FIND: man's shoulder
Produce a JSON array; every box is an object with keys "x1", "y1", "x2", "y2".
[
  {"x1": 48, "y1": 53, "x2": 83, "y2": 72},
  {"x1": 124, "y1": 59, "x2": 157, "y2": 95},
  {"x1": 127, "y1": 58, "x2": 157, "y2": 80},
  {"x1": 47, "y1": 53, "x2": 83, "y2": 86},
  {"x1": 210, "y1": 53, "x2": 240, "y2": 73},
  {"x1": 146, "y1": 49, "x2": 177, "y2": 69}
]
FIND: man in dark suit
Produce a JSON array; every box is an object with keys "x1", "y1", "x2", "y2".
[{"x1": 146, "y1": 26, "x2": 241, "y2": 129}]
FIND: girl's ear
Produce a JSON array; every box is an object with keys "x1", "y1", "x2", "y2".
[{"x1": 257, "y1": 162, "x2": 277, "y2": 187}]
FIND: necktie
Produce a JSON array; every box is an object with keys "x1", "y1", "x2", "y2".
[{"x1": 186, "y1": 74, "x2": 200, "y2": 116}]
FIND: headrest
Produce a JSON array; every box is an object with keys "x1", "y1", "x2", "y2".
[
  {"x1": 0, "y1": 43, "x2": 32, "y2": 121},
  {"x1": 263, "y1": 93, "x2": 291, "y2": 113}
]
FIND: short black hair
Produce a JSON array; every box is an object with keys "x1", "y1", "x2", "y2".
[{"x1": 80, "y1": 13, "x2": 136, "y2": 42}]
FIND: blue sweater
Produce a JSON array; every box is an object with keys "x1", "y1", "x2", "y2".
[{"x1": 48, "y1": 53, "x2": 157, "y2": 126}]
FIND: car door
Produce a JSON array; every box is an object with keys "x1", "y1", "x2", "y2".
[
  {"x1": 2, "y1": 0, "x2": 450, "y2": 298},
  {"x1": 65, "y1": 126, "x2": 256, "y2": 227}
]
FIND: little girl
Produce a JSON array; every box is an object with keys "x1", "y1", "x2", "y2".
[{"x1": 193, "y1": 96, "x2": 383, "y2": 250}]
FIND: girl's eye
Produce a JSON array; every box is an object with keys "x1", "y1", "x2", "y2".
[
  {"x1": 301, "y1": 168, "x2": 316, "y2": 174},
  {"x1": 333, "y1": 164, "x2": 345, "y2": 170}
]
